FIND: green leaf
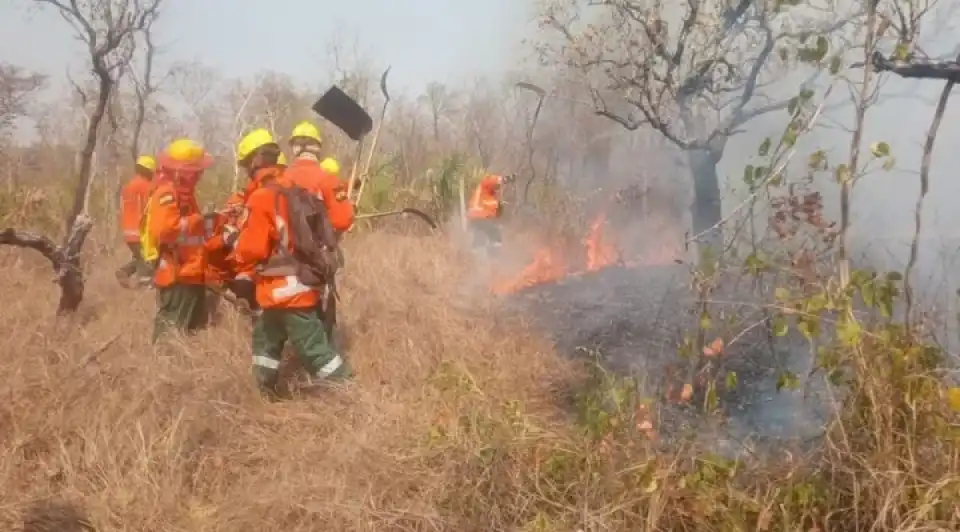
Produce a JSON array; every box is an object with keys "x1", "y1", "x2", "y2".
[
  {"x1": 772, "y1": 316, "x2": 788, "y2": 337},
  {"x1": 808, "y1": 150, "x2": 827, "y2": 170},
  {"x1": 816, "y1": 36, "x2": 829, "y2": 58},
  {"x1": 886, "y1": 271, "x2": 903, "y2": 281},
  {"x1": 829, "y1": 55, "x2": 843, "y2": 74},
  {"x1": 725, "y1": 371, "x2": 738, "y2": 390},
  {"x1": 759, "y1": 138, "x2": 771, "y2": 157},
  {"x1": 782, "y1": 127, "x2": 798, "y2": 148},
  {"x1": 754, "y1": 166, "x2": 768, "y2": 182},
  {"x1": 745, "y1": 252, "x2": 767, "y2": 275},
  {"x1": 882, "y1": 157, "x2": 896, "y2": 171},
  {"x1": 775, "y1": 287, "x2": 790, "y2": 301},
  {"x1": 835, "y1": 164, "x2": 852, "y2": 183},
  {"x1": 836, "y1": 317, "x2": 862, "y2": 346},
  {"x1": 895, "y1": 42, "x2": 910, "y2": 60},
  {"x1": 805, "y1": 292, "x2": 828, "y2": 313},
  {"x1": 860, "y1": 282, "x2": 876, "y2": 307},
  {"x1": 699, "y1": 311, "x2": 712, "y2": 330},
  {"x1": 797, "y1": 317, "x2": 820, "y2": 340},
  {"x1": 743, "y1": 165, "x2": 755, "y2": 186},
  {"x1": 870, "y1": 141, "x2": 891, "y2": 158},
  {"x1": 776, "y1": 371, "x2": 801, "y2": 392}
]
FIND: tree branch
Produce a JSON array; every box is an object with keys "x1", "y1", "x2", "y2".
[{"x1": 870, "y1": 50, "x2": 960, "y2": 81}]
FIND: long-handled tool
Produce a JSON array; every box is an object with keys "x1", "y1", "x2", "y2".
[
  {"x1": 311, "y1": 84, "x2": 373, "y2": 141},
  {"x1": 352, "y1": 67, "x2": 392, "y2": 208},
  {"x1": 515, "y1": 81, "x2": 547, "y2": 204},
  {"x1": 355, "y1": 208, "x2": 437, "y2": 229}
]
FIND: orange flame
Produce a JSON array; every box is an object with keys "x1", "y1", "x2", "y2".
[
  {"x1": 491, "y1": 213, "x2": 621, "y2": 294},
  {"x1": 585, "y1": 213, "x2": 620, "y2": 271}
]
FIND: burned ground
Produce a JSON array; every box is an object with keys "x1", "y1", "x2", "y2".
[{"x1": 507, "y1": 263, "x2": 831, "y2": 452}]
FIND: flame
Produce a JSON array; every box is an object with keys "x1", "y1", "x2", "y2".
[
  {"x1": 491, "y1": 213, "x2": 621, "y2": 294},
  {"x1": 585, "y1": 213, "x2": 620, "y2": 271},
  {"x1": 491, "y1": 247, "x2": 568, "y2": 294}
]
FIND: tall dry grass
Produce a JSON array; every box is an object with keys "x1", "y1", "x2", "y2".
[
  {"x1": 0, "y1": 232, "x2": 577, "y2": 531},
  {"x1": 1, "y1": 229, "x2": 958, "y2": 531}
]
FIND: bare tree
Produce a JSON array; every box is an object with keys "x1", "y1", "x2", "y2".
[
  {"x1": 128, "y1": 4, "x2": 165, "y2": 161},
  {"x1": 0, "y1": 64, "x2": 46, "y2": 135},
  {"x1": 0, "y1": 0, "x2": 161, "y2": 314},
  {"x1": 420, "y1": 82, "x2": 455, "y2": 143},
  {"x1": 535, "y1": 0, "x2": 858, "y2": 252}
]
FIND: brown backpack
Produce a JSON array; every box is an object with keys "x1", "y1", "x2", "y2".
[{"x1": 257, "y1": 182, "x2": 340, "y2": 289}]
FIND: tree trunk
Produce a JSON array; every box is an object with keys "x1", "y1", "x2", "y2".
[
  {"x1": 67, "y1": 70, "x2": 110, "y2": 233},
  {"x1": 0, "y1": 214, "x2": 93, "y2": 315},
  {"x1": 687, "y1": 147, "x2": 723, "y2": 255}
]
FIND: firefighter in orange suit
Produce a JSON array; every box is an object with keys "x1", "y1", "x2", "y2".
[
  {"x1": 467, "y1": 173, "x2": 514, "y2": 249},
  {"x1": 143, "y1": 139, "x2": 214, "y2": 342},
  {"x1": 116, "y1": 155, "x2": 156, "y2": 287},
  {"x1": 229, "y1": 128, "x2": 350, "y2": 395}
]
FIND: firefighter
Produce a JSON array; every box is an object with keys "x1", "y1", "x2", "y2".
[
  {"x1": 116, "y1": 155, "x2": 156, "y2": 287},
  {"x1": 142, "y1": 139, "x2": 214, "y2": 342},
  {"x1": 228, "y1": 128, "x2": 350, "y2": 395},
  {"x1": 285, "y1": 121, "x2": 355, "y2": 233},
  {"x1": 467, "y1": 173, "x2": 514, "y2": 249}
]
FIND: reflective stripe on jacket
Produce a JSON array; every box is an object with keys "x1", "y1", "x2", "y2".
[{"x1": 147, "y1": 181, "x2": 208, "y2": 287}]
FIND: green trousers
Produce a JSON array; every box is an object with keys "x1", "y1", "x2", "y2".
[
  {"x1": 152, "y1": 284, "x2": 208, "y2": 343},
  {"x1": 252, "y1": 308, "x2": 350, "y2": 391}
]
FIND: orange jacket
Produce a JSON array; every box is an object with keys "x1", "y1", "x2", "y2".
[
  {"x1": 222, "y1": 187, "x2": 257, "y2": 282},
  {"x1": 203, "y1": 212, "x2": 234, "y2": 286},
  {"x1": 147, "y1": 181, "x2": 208, "y2": 287},
  {"x1": 285, "y1": 157, "x2": 355, "y2": 232},
  {"x1": 231, "y1": 168, "x2": 319, "y2": 310},
  {"x1": 119, "y1": 174, "x2": 152, "y2": 242},
  {"x1": 467, "y1": 175, "x2": 502, "y2": 220}
]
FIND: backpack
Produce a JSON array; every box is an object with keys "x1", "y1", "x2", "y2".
[{"x1": 257, "y1": 182, "x2": 340, "y2": 289}]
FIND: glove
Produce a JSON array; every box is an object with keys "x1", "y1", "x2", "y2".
[{"x1": 222, "y1": 224, "x2": 240, "y2": 249}]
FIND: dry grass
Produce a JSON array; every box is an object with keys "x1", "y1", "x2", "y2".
[
  {"x1": 0, "y1": 231, "x2": 582, "y2": 531},
  {"x1": 1, "y1": 229, "x2": 959, "y2": 531}
]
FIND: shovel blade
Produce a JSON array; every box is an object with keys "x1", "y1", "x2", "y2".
[{"x1": 311, "y1": 86, "x2": 374, "y2": 141}]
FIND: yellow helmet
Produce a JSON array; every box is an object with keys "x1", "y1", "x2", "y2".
[
  {"x1": 290, "y1": 121, "x2": 322, "y2": 144},
  {"x1": 319, "y1": 157, "x2": 340, "y2": 175},
  {"x1": 135, "y1": 155, "x2": 156, "y2": 172},
  {"x1": 236, "y1": 128, "x2": 277, "y2": 162},
  {"x1": 165, "y1": 139, "x2": 207, "y2": 163},
  {"x1": 277, "y1": 152, "x2": 288, "y2": 167}
]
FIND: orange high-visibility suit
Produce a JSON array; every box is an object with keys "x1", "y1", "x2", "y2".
[
  {"x1": 120, "y1": 173, "x2": 152, "y2": 242},
  {"x1": 231, "y1": 168, "x2": 320, "y2": 310},
  {"x1": 468, "y1": 175, "x2": 503, "y2": 220},
  {"x1": 467, "y1": 175, "x2": 505, "y2": 248},
  {"x1": 212, "y1": 186, "x2": 259, "y2": 311},
  {"x1": 145, "y1": 139, "x2": 214, "y2": 342},
  {"x1": 116, "y1": 171, "x2": 155, "y2": 284},
  {"x1": 284, "y1": 157, "x2": 355, "y2": 233},
  {"x1": 147, "y1": 181, "x2": 208, "y2": 288}
]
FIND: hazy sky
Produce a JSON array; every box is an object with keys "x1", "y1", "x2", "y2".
[{"x1": 0, "y1": 0, "x2": 533, "y2": 93}]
